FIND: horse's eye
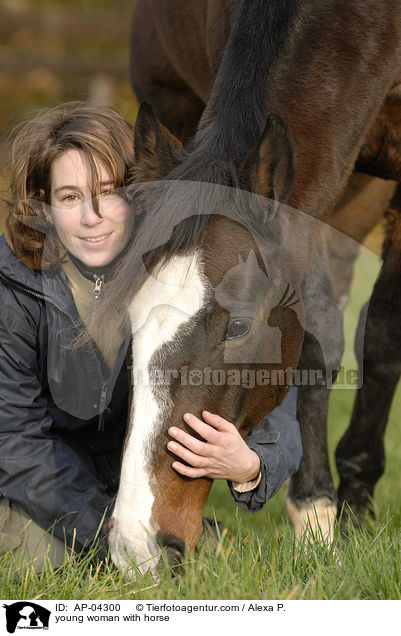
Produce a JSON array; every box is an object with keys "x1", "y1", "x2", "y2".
[{"x1": 225, "y1": 318, "x2": 252, "y2": 340}]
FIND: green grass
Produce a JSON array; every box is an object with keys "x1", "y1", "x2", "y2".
[
  {"x1": 1, "y1": 512, "x2": 401, "y2": 600},
  {"x1": 1, "y1": 235, "x2": 400, "y2": 600}
]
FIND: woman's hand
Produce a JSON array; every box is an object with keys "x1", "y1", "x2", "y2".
[{"x1": 167, "y1": 411, "x2": 261, "y2": 483}]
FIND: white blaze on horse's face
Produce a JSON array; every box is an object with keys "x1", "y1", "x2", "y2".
[{"x1": 108, "y1": 252, "x2": 207, "y2": 577}]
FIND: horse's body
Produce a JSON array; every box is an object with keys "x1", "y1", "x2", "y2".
[{"x1": 106, "y1": 0, "x2": 401, "y2": 573}]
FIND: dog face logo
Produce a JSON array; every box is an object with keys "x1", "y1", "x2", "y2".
[{"x1": 3, "y1": 602, "x2": 50, "y2": 633}]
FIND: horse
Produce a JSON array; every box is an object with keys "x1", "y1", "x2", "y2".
[
  {"x1": 127, "y1": 0, "x2": 401, "y2": 539},
  {"x1": 102, "y1": 107, "x2": 324, "y2": 574}
]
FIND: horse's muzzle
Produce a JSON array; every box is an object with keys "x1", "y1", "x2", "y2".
[{"x1": 156, "y1": 532, "x2": 186, "y2": 573}]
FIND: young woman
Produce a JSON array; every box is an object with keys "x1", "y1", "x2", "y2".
[{"x1": 0, "y1": 102, "x2": 302, "y2": 571}]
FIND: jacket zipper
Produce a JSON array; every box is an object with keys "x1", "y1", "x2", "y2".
[
  {"x1": 93, "y1": 274, "x2": 104, "y2": 300},
  {"x1": 92, "y1": 275, "x2": 111, "y2": 431},
  {"x1": 91, "y1": 274, "x2": 104, "y2": 322}
]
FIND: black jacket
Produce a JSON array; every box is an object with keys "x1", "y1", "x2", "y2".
[
  {"x1": 0, "y1": 234, "x2": 302, "y2": 555},
  {"x1": 0, "y1": 234, "x2": 129, "y2": 553}
]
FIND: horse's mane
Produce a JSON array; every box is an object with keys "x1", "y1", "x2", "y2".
[{"x1": 190, "y1": 0, "x2": 304, "y2": 165}]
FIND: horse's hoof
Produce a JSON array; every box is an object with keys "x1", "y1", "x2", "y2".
[{"x1": 286, "y1": 496, "x2": 337, "y2": 545}]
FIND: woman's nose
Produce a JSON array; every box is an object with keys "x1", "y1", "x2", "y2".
[{"x1": 81, "y1": 197, "x2": 103, "y2": 225}]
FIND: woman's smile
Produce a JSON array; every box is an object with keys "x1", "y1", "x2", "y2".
[{"x1": 79, "y1": 231, "x2": 113, "y2": 245}]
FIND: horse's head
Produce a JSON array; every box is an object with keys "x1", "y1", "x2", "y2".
[{"x1": 106, "y1": 104, "x2": 310, "y2": 577}]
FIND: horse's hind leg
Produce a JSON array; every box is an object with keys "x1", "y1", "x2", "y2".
[
  {"x1": 286, "y1": 238, "x2": 343, "y2": 542},
  {"x1": 336, "y1": 185, "x2": 401, "y2": 525},
  {"x1": 286, "y1": 353, "x2": 339, "y2": 543}
]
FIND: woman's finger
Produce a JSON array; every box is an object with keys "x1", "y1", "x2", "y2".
[
  {"x1": 177, "y1": 413, "x2": 222, "y2": 444},
  {"x1": 168, "y1": 426, "x2": 211, "y2": 455},
  {"x1": 167, "y1": 439, "x2": 210, "y2": 466},
  {"x1": 171, "y1": 461, "x2": 208, "y2": 479},
  {"x1": 201, "y1": 411, "x2": 235, "y2": 431}
]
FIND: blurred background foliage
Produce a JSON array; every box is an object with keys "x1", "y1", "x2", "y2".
[{"x1": 0, "y1": 0, "x2": 139, "y2": 228}]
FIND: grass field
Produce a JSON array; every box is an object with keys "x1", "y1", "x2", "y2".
[{"x1": 0, "y1": 225, "x2": 400, "y2": 600}]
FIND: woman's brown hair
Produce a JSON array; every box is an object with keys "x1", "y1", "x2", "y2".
[{"x1": 5, "y1": 101, "x2": 134, "y2": 270}]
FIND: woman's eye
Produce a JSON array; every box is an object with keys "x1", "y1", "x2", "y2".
[
  {"x1": 101, "y1": 189, "x2": 117, "y2": 197},
  {"x1": 62, "y1": 194, "x2": 79, "y2": 203},
  {"x1": 225, "y1": 318, "x2": 252, "y2": 340}
]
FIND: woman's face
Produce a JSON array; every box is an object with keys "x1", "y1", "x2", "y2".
[{"x1": 49, "y1": 148, "x2": 134, "y2": 268}]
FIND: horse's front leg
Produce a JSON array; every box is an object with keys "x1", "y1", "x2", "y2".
[
  {"x1": 336, "y1": 185, "x2": 401, "y2": 525},
  {"x1": 286, "y1": 241, "x2": 343, "y2": 542}
]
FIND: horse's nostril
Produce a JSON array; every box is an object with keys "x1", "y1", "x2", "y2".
[
  {"x1": 156, "y1": 532, "x2": 186, "y2": 570},
  {"x1": 164, "y1": 545, "x2": 184, "y2": 568}
]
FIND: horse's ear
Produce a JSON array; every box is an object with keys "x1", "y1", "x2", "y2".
[
  {"x1": 133, "y1": 101, "x2": 184, "y2": 180},
  {"x1": 241, "y1": 113, "x2": 294, "y2": 201}
]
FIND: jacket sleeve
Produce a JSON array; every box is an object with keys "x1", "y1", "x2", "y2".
[
  {"x1": 0, "y1": 286, "x2": 112, "y2": 556},
  {"x1": 228, "y1": 385, "x2": 303, "y2": 512}
]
